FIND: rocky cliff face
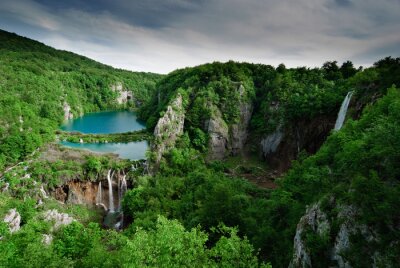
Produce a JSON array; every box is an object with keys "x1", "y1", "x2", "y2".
[
  {"x1": 291, "y1": 201, "x2": 389, "y2": 268},
  {"x1": 291, "y1": 203, "x2": 330, "y2": 267},
  {"x1": 54, "y1": 177, "x2": 121, "y2": 211},
  {"x1": 260, "y1": 114, "x2": 336, "y2": 173},
  {"x1": 230, "y1": 101, "x2": 253, "y2": 155},
  {"x1": 112, "y1": 82, "x2": 133, "y2": 105},
  {"x1": 63, "y1": 102, "x2": 74, "y2": 121},
  {"x1": 206, "y1": 84, "x2": 253, "y2": 160},
  {"x1": 152, "y1": 94, "x2": 185, "y2": 167},
  {"x1": 205, "y1": 108, "x2": 229, "y2": 160}
]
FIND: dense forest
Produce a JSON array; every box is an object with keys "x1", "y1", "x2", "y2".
[
  {"x1": 0, "y1": 29, "x2": 161, "y2": 170},
  {"x1": 0, "y1": 29, "x2": 399, "y2": 267}
]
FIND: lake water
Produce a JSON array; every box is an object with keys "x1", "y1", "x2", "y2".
[
  {"x1": 60, "y1": 111, "x2": 148, "y2": 160},
  {"x1": 60, "y1": 141, "x2": 148, "y2": 160},
  {"x1": 60, "y1": 111, "x2": 145, "y2": 134}
]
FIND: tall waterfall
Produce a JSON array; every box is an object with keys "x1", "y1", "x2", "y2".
[
  {"x1": 96, "y1": 182, "x2": 102, "y2": 205},
  {"x1": 107, "y1": 169, "x2": 115, "y2": 212},
  {"x1": 334, "y1": 91, "x2": 353, "y2": 131},
  {"x1": 118, "y1": 175, "x2": 127, "y2": 211}
]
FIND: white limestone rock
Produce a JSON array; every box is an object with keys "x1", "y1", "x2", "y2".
[
  {"x1": 43, "y1": 209, "x2": 75, "y2": 230},
  {"x1": 152, "y1": 94, "x2": 185, "y2": 166},
  {"x1": 3, "y1": 209, "x2": 21, "y2": 233},
  {"x1": 63, "y1": 102, "x2": 74, "y2": 121}
]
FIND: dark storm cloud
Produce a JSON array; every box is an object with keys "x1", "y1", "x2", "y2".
[
  {"x1": 353, "y1": 41, "x2": 400, "y2": 65},
  {"x1": 0, "y1": 0, "x2": 399, "y2": 73},
  {"x1": 34, "y1": 0, "x2": 206, "y2": 28},
  {"x1": 333, "y1": 0, "x2": 353, "y2": 7}
]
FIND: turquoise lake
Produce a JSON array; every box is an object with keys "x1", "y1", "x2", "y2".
[
  {"x1": 60, "y1": 110, "x2": 146, "y2": 134},
  {"x1": 60, "y1": 111, "x2": 148, "y2": 160}
]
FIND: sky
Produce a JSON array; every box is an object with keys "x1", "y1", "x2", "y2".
[{"x1": 0, "y1": 0, "x2": 399, "y2": 74}]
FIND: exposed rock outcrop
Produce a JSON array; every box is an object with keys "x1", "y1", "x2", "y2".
[
  {"x1": 261, "y1": 126, "x2": 284, "y2": 156},
  {"x1": 206, "y1": 109, "x2": 229, "y2": 159},
  {"x1": 292, "y1": 203, "x2": 330, "y2": 268},
  {"x1": 152, "y1": 94, "x2": 185, "y2": 168},
  {"x1": 43, "y1": 209, "x2": 74, "y2": 230},
  {"x1": 206, "y1": 84, "x2": 253, "y2": 160},
  {"x1": 54, "y1": 180, "x2": 117, "y2": 211},
  {"x1": 42, "y1": 234, "x2": 53, "y2": 245},
  {"x1": 230, "y1": 100, "x2": 253, "y2": 155},
  {"x1": 291, "y1": 202, "x2": 388, "y2": 267},
  {"x1": 3, "y1": 208, "x2": 21, "y2": 233},
  {"x1": 261, "y1": 115, "x2": 335, "y2": 173},
  {"x1": 112, "y1": 82, "x2": 133, "y2": 105},
  {"x1": 63, "y1": 102, "x2": 74, "y2": 121}
]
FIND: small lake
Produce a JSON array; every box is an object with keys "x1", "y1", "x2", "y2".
[
  {"x1": 60, "y1": 111, "x2": 148, "y2": 160},
  {"x1": 60, "y1": 141, "x2": 148, "y2": 160},
  {"x1": 60, "y1": 111, "x2": 145, "y2": 134}
]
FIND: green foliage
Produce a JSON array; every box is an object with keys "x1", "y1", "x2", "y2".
[
  {"x1": 2, "y1": 29, "x2": 400, "y2": 267},
  {"x1": 0, "y1": 29, "x2": 161, "y2": 168},
  {"x1": 120, "y1": 216, "x2": 264, "y2": 267},
  {"x1": 55, "y1": 222, "x2": 102, "y2": 261},
  {"x1": 138, "y1": 61, "x2": 256, "y2": 144}
]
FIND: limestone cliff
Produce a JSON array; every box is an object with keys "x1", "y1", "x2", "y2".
[
  {"x1": 111, "y1": 82, "x2": 133, "y2": 105},
  {"x1": 260, "y1": 114, "x2": 335, "y2": 173},
  {"x1": 205, "y1": 108, "x2": 229, "y2": 159},
  {"x1": 291, "y1": 201, "x2": 389, "y2": 267},
  {"x1": 152, "y1": 93, "x2": 185, "y2": 167},
  {"x1": 63, "y1": 102, "x2": 74, "y2": 121},
  {"x1": 54, "y1": 177, "x2": 121, "y2": 211},
  {"x1": 230, "y1": 100, "x2": 253, "y2": 155},
  {"x1": 206, "y1": 84, "x2": 253, "y2": 160}
]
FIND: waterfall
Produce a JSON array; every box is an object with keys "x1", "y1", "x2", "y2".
[
  {"x1": 96, "y1": 181, "x2": 103, "y2": 205},
  {"x1": 334, "y1": 92, "x2": 353, "y2": 131},
  {"x1": 107, "y1": 169, "x2": 115, "y2": 212},
  {"x1": 118, "y1": 175, "x2": 127, "y2": 211}
]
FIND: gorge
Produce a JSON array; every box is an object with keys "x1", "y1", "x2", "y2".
[{"x1": 1, "y1": 28, "x2": 399, "y2": 268}]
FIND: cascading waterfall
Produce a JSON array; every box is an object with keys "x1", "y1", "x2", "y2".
[
  {"x1": 118, "y1": 175, "x2": 127, "y2": 211},
  {"x1": 107, "y1": 169, "x2": 115, "y2": 212},
  {"x1": 99, "y1": 169, "x2": 129, "y2": 230},
  {"x1": 96, "y1": 181, "x2": 103, "y2": 206},
  {"x1": 334, "y1": 91, "x2": 353, "y2": 131}
]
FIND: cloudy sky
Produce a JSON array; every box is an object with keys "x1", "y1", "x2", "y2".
[{"x1": 0, "y1": 0, "x2": 399, "y2": 73}]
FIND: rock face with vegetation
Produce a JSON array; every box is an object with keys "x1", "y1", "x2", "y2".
[
  {"x1": 261, "y1": 114, "x2": 336, "y2": 172},
  {"x1": 112, "y1": 82, "x2": 134, "y2": 105},
  {"x1": 291, "y1": 202, "x2": 391, "y2": 268},
  {"x1": 3, "y1": 208, "x2": 21, "y2": 233},
  {"x1": 205, "y1": 108, "x2": 230, "y2": 159},
  {"x1": 230, "y1": 98, "x2": 253, "y2": 155},
  {"x1": 43, "y1": 209, "x2": 75, "y2": 230},
  {"x1": 152, "y1": 93, "x2": 185, "y2": 166},
  {"x1": 63, "y1": 102, "x2": 74, "y2": 121}
]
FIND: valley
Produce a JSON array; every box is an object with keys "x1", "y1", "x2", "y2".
[{"x1": 0, "y1": 29, "x2": 399, "y2": 267}]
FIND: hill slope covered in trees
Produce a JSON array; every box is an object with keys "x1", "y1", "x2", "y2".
[
  {"x1": 0, "y1": 29, "x2": 161, "y2": 169},
  {"x1": 1, "y1": 29, "x2": 400, "y2": 267}
]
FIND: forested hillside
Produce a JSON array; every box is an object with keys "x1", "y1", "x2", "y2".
[
  {"x1": 0, "y1": 29, "x2": 161, "y2": 169},
  {"x1": 0, "y1": 30, "x2": 399, "y2": 267}
]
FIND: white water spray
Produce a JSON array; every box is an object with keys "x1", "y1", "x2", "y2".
[
  {"x1": 107, "y1": 169, "x2": 115, "y2": 212},
  {"x1": 334, "y1": 92, "x2": 353, "y2": 131},
  {"x1": 118, "y1": 175, "x2": 127, "y2": 211},
  {"x1": 96, "y1": 181, "x2": 103, "y2": 205}
]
